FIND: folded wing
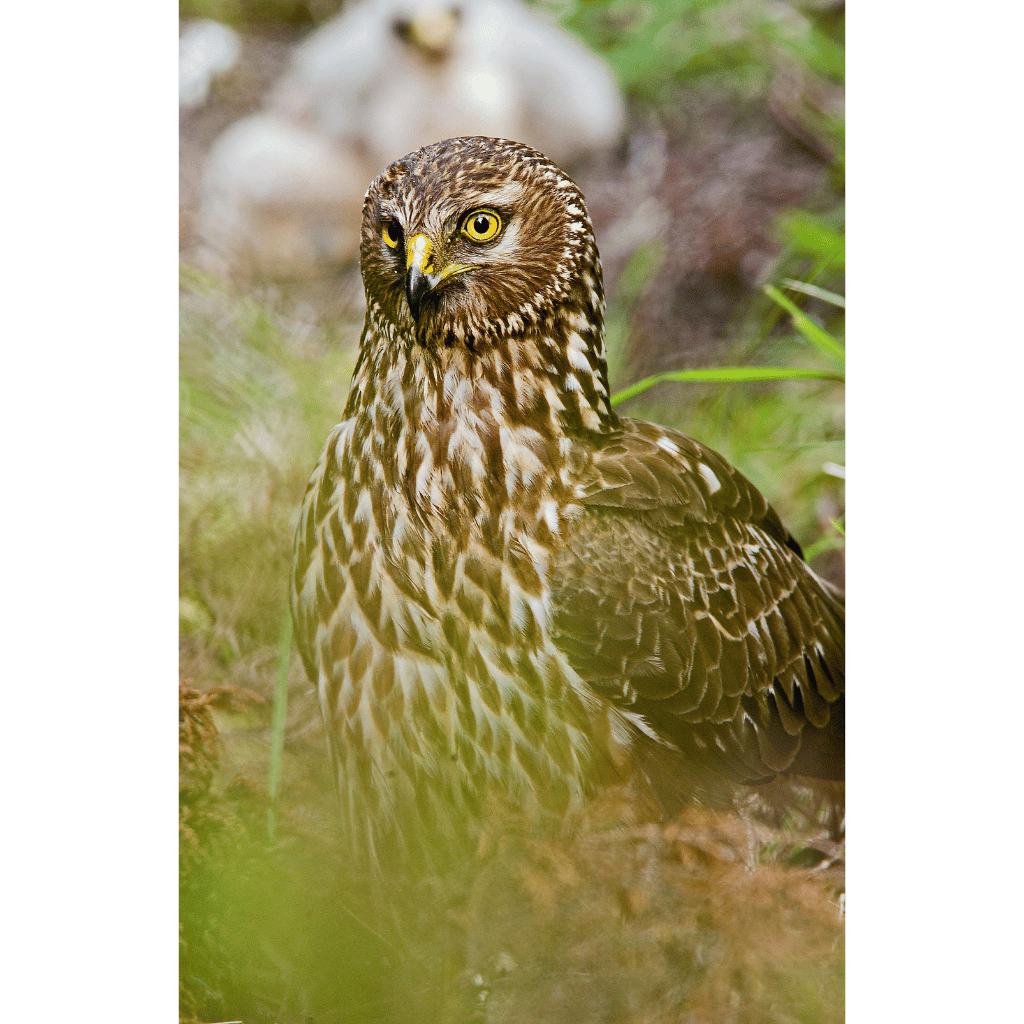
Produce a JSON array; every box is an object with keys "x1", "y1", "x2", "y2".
[{"x1": 550, "y1": 420, "x2": 844, "y2": 783}]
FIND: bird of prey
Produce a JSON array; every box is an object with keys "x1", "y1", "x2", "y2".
[{"x1": 291, "y1": 137, "x2": 844, "y2": 856}]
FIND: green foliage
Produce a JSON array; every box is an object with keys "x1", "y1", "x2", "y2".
[
  {"x1": 180, "y1": 274, "x2": 359, "y2": 671},
  {"x1": 267, "y1": 602, "x2": 293, "y2": 840},
  {"x1": 554, "y1": 0, "x2": 846, "y2": 565},
  {"x1": 763, "y1": 284, "x2": 844, "y2": 369},
  {"x1": 555, "y1": 0, "x2": 844, "y2": 106},
  {"x1": 611, "y1": 365, "x2": 841, "y2": 406},
  {"x1": 778, "y1": 209, "x2": 846, "y2": 273},
  {"x1": 609, "y1": 212, "x2": 846, "y2": 560},
  {"x1": 615, "y1": 261, "x2": 845, "y2": 558}
]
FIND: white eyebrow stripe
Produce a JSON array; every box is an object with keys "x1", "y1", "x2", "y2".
[{"x1": 473, "y1": 182, "x2": 526, "y2": 207}]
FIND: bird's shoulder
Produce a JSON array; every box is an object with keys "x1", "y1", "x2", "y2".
[{"x1": 570, "y1": 417, "x2": 799, "y2": 555}]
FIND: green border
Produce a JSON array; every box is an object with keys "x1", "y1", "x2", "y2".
[
  {"x1": 856, "y1": 8, "x2": 1015, "y2": 1024},
  {"x1": 8, "y1": 4, "x2": 176, "y2": 1019}
]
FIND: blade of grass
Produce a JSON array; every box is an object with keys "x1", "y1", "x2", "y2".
[
  {"x1": 763, "y1": 285, "x2": 845, "y2": 369},
  {"x1": 781, "y1": 279, "x2": 846, "y2": 308},
  {"x1": 267, "y1": 601, "x2": 292, "y2": 842},
  {"x1": 611, "y1": 366, "x2": 843, "y2": 407}
]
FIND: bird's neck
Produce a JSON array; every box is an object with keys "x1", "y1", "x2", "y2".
[
  {"x1": 342, "y1": 310, "x2": 618, "y2": 542},
  {"x1": 350, "y1": 300, "x2": 617, "y2": 430}
]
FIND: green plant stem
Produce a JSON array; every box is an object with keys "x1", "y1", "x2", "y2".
[
  {"x1": 610, "y1": 366, "x2": 843, "y2": 408},
  {"x1": 267, "y1": 602, "x2": 292, "y2": 842},
  {"x1": 780, "y1": 279, "x2": 846, "y2": 308}
]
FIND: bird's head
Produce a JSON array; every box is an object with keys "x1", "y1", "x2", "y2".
[
  {"x1": 360, "y1": 137, "x2": 603, "y2": 343},
  {"x1": 356, "y1": 136, "x2": 615, "y2": 434}
]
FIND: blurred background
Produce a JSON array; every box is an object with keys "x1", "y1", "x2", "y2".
[{"x1": 180, "y1": 2, "x2": 844, "y2": 1021}]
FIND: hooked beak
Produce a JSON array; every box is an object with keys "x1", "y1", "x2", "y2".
[{"x1": 404, "y1": 233, "x2": 474, "y2": 323}]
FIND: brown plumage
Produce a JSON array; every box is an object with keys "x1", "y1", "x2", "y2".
[{"x1": 291, "y1": 137, "x2": 843, "y2": 855}]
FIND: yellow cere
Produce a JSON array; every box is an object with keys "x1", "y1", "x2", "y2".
[
  {"x1": 406, "y1": 233, "x2": 435, "y2": 272},
  {"x1": 382, "y1": 221, "x2": 400, "y2": 249},
  {"x1": 461, "y1": 208, "x2": 502, "y2": 243}
]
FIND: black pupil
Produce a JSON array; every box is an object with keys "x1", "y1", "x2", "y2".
[{"x1": 473, "y1": 215, "x2": 490, "y2": 235}]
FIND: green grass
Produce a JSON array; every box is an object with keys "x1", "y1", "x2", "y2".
[
  {"x1": 180, "y1": 273, "x2": 358, "y2": 666},
  {"x1": 179, "y1": 273, "x2": 366, "y2": 860}
]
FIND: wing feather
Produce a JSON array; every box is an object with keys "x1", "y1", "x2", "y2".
[{"x1": 551, "y1": 419, "x2": 844, "y2": 782}]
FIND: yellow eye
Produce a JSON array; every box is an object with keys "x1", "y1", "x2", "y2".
[
  {"x1": 461, "y1": 208, "x2": 502, "y2": 243},
  {"x1": 382, "y1": 220, "x2": 400, "y2": 249}
]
